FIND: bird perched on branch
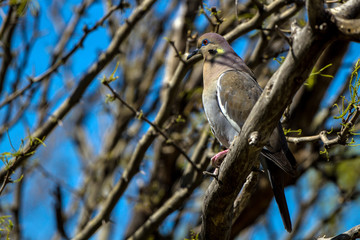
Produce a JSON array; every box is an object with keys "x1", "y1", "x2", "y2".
[{"x1": 187, "y1": 32, "x2": 297, "y2": 232}]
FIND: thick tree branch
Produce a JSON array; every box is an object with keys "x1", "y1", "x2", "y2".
[
  {"x1": 232, "y1": 170, "x2": 259, "y2": 224},
  {"x1": 329, "y1": 0, "x2": 360, "y2": 42},
  {"x1": 332, "y1": 17, "x2": 360, "y2": 42},
  {"x1": 307, "y1": 0, "x2": 327, "y2": 31},
  {"x1": 200, "y1": 1, "x2": 341, "y2": 238},
  {"x1": 329, "y1": 0, "x2": 360, "y2": 19}
]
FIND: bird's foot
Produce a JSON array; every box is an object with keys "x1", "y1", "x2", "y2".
[
  {"x1": 210, "y1": 149, "x2": 229, "y2": 168},
  {"x1": 203, "y1": 170, "x2": 219, "y2": 180},
  {"x1": 203, "y1": 149, "x2": 229, "y2": 182}
]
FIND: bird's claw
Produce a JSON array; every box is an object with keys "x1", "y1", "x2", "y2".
[
  {"x1": 203, "y1": 170, "x2": 219, "y2": 180},
  {"x1": 210, "y1": 149, "x2": 229, "y2": 167}
]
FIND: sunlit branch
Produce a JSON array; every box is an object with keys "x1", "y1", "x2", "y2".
[
  {"x1": 317, "y1": 224, "x2": 360, "y2": 240},
  {"x1": 0, "y1": 2, "x2": 128, "y2": 109},
  {"x1": 287, "y1": 106, "x2": 360, "y2": 148}
]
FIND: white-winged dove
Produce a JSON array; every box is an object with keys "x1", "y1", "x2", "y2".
[{"x1": 187, "y1": 32, "x2": 297, "y2": 232}]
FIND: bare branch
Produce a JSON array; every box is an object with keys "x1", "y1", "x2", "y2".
[
  {"x1": 226, "y1": 0, "x2": 300, "y2": 42},
  {"x1": 127, "y1": 129, "x2": 210, "y2": 240},
  {"x1": 103, "y1": 81, "x2": 200, "y2": 171},
  {"x1": 0, "y1": 2, "x2": 126, "y2": 109},
  {"x1": 332, "y1": 17, "x2": 360, "y2": 42},
  {"x1": 329, "y1": 0, "x2": 360, "y2": 19},
  {"x1": 200, "y1": 1, "x2": 223, "y2": 32},
  {"x1": 166, "y1": 38, "x2": 186, "y2": 63},
  {"x1": 287, "y1": 133, "x2": 322, "y2": 144},
  {"x1": 0, "y1": 0, "x2": 158, "y2": 195},
  {"x1": 53, "y1": 185, "x2": 70, "y2": 240},
  {"x1": 288, "y1": 106, "x2": 360, "y2": 148},
  {"x1": 200, "y1": 0, "x2": 355, "y2": 237},
  {"x1": 232, "y1": 170, "x2": 259, "y2": 224},
  {"x1": 317, "y1": 224, "x2": 360, "y2": 240},
  {"x1": 307, "y1": 0, "x2": 327, "y2": 31}
]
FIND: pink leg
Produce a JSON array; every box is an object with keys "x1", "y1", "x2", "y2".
[{"x1": 211, "y1": 149, "x2": 229, "y2": 168}]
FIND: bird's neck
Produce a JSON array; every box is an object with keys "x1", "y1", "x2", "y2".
[
  {"x1": 203, "y1": 53, "x2": 240, "y2": 90},
  {"x1": 202, "y1": 52, "x2": 254, "y2": 91}
]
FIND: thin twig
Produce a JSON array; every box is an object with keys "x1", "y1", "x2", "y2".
[
  {"x1": 0, "y1": 170, "x2": 11, "y2": 196},
  {"x1": 325, "y1": 0, "x2": 343, "y2": 4},
  {"x1": 200, "y1": 1, "x2": 216, "y2": 28},
  {"x1": 286, "y1": 134, "x2": 322, "y2": 144},
  {"x1": 0, "y1": 2, "x2": 127, "y2": 109},
  {"x1": 167, "y1": 39, "x2": 186, "y2": 63},
  {"x1": 235, "y1": 0, "x2": 239, "y2": 20},
  {"x1": 275, "y1": 25, "x2": 292, "y2": 46},
  {"x1": 103, "y1": 82, "x2": 201, "y2": 172},
  {"x1": 200, "y1": 1, "x2": 222, "y2": 33},
  {"x1": 287, "y1": 106, "x2": 360, "y2": 148},
  {"x1": 54, "y1": 185, "x2": 70, "y2": 240},
  {"x1": 203, "y1": 170, "x2": 219, "y2": 180}
]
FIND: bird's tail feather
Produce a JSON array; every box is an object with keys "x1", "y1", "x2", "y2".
[{"x1": 263, "y1": 159, "x2": 292, "y2": 232}]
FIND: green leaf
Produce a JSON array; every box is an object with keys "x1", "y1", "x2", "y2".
[
  {"x1": 108, "y1": 61, "x2": 120, "y2": 82},
  {"x1": 101, "y1": 61, "x2": 120, "y2": 83},
  {"x1": 13, "y1": 174, "x2": 24, "y2": 183},
  {"x1": 176, "y1": 115, "x2": 186, "y2": 123},
  {"x1": 136, "y1": 110, "x2": 143, "y2": 119},
  {"x1": 273, "y1": 56, "x2": 285, "y2": 65},
  {"x1": 105, "y1": 94, "x2": 115, "y2": 103},
  {"x1": 283, "y1": 128, "x2": 302, "y2": 136},
  {"x1": 320, "y1": 148, "x2": 329, "y2": 160},
  {"x1": 327, "y1": 128, "x2": 334, "y2": 134},
  {"x1": 306, "y1": 63, "x2": 333, "y2": 90},
  {"x1": 0, "y1": 215, "x2": 13, "y2": 238}
]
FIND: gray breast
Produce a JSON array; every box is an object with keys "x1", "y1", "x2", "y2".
[{"x1": 202, "y1": 92, "x2": 238, "y2": 148}]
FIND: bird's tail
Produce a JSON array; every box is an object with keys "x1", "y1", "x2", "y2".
[{"x1": 263, "y1": 159, "x2": 292, "y2": 232}]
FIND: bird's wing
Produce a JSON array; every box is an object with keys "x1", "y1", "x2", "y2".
[
  {"x1": 217, "y1": 70, "x2": 297, "y2": 175},
  {"x1": 261, "y1": 123, "x2": 297, "y2": 175},
  {"x1": 216, "y1": 69, "x2": 262, "y2": 133}
]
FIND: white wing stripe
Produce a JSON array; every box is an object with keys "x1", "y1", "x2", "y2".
[{"x1": 217, "y1": 71, "x2": 241, "y2": 133}]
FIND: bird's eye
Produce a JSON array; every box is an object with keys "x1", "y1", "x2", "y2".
[{"x1": 202, "y1": 39, "x2": 209, "y2": 46}]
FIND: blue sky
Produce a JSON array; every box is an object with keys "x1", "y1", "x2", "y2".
[{"x1": 1, "y1": 0, "x2": 360, "y2": 239}]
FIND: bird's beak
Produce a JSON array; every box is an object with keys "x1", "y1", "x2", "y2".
[{"x1": 187, "y1": 48, "x2": 199, "y2": 60}]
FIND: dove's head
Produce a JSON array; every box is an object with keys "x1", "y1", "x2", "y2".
[{"x1": 187, "y1": 33, "x2": 233, "y2": 61}]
